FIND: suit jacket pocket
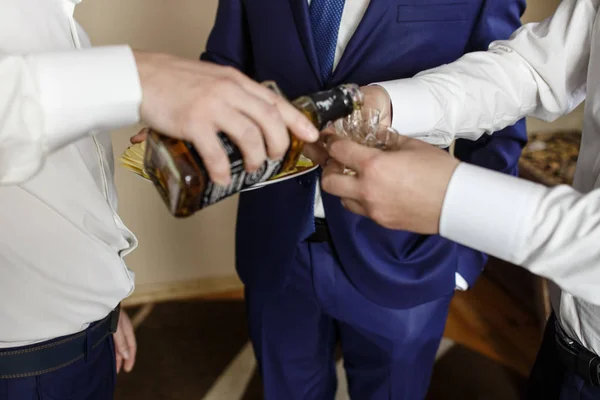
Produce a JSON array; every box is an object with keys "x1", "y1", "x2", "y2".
[{"x1": 397, "y1": 3, "x2": 469, "y2": 23}]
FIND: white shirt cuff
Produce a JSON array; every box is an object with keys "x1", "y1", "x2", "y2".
[
  {"x1": 370, "y1": 79, "x2": 451, "y2": 147},
  {"x1": 440, "y1": 163, "x2": 546, "y2": 263},
  {"x1": 27, "y1": 45, "x2": 142, "y2": 152},
  {"x1": 454, "y1": 273, "x2": 469, "y2": 291}
]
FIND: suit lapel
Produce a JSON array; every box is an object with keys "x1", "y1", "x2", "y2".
[
  {"x1": 288, "y1": 0, "x2": 323, "y2": 86},
  {"x1": 331, "y1": 0, "x2": 391, "y2": 83}
]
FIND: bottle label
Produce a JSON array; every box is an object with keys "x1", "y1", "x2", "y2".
[
  {"x1": 187, "y1": 133, "x2": 284, "y2": 208},
  {"x1": 308, "y1": 87, "x2": 354, "y2": 130}
]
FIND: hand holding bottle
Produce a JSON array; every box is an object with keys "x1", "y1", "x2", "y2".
[
  {"x1": 139, "y1": 82, "x2": 363, "y2": 217},
  {"x1": 133, "y1": 51, "x2": 320, "y2": 185}
]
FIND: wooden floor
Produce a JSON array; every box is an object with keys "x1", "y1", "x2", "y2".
[
  {"x1": 444, "y1": 274, "x2": 542, "y2": 376},
  {"x1": 139, "y1": 260, "x2": 543, "y2": 379},
  {"x1": 118, "y1": 299, "x2": 528, "y2": 400}
]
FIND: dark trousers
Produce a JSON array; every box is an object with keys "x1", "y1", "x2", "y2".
[
  {"x1": 0, "y1": 334, "x2": 116, "y2": 400},
  {"x1": 245, "y1": 240, "x2": 453, "y2": 400},
  {"x1": 527, "y1": 313, "x2": 600, "y2": 400}
]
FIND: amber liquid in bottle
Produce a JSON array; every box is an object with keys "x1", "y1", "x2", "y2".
[{"x1": 144, "y1": 82, "x2": 364, "y2": 217}]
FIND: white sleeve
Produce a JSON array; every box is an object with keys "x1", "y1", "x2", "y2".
[
  {"x1": 0, "y1": 45, "x2": 142, "y2": 184},
  {"x1": 374, "y1": 0, "x2": 597, "y2": 147},
  {"x1": 440, "y1": 163, "x2": 600, "y2": 306}
]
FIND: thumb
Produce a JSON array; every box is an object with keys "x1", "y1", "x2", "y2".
[{"x1": 130, "y1": 128, "x2": 149, "y2": 144}]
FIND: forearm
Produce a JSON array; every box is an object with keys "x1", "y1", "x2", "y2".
[
  {"x1": 440, "y1": 163, "x2": 600, "y2": 305},
  {"x1": 376, "y1": 0, "x2": 595, "y2": 147},
  {"x1": 0, "y1": 46, "x2": 141, "y2": 184}
]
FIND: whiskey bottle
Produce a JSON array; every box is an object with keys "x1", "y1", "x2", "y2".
[{"x1": 143, "y1": 82, "x2": 363, "y2": 218}]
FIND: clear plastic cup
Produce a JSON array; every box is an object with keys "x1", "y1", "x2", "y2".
[
  {"x1": 334, "y1": 108, "x2": 381, "y2": 140},
  {"x1": 332, "y1": 109, "x2": 401, "y2": 175}
]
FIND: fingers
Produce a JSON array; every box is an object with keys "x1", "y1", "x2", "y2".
[
  {"x1": 302, "y1": 124, "x2": 339, "y2": 166},
  {"x1": 320, "y1": 124, "x2": 337, "y2": 137},
  {"x1": 138, "y1": 57, "x2": 323, "y2": 186},
  {"x1": 113, "y1": 311, "x2": 137, "y2": 374},
  {"x1": 326, "y1": 137, "x2": 380, "y2": 172},
  {"x1": 189, "y1": 126, "x2": 232, "y2": 186},
  {"x1": 222, "y1": 84, "x2": 287, "y2": 162},
  {"x1": 122, "y1": 317, "x2": 137, "y2": 373},
  {"x1": 113, "y1": 329, "x2": 128, "y2": 374},
  {"x1": 221, "y1": 70, "x2": 319, "y2": 143},
  {"x1": 321, "y1": 161, "x2": 368, "y2": 217},
  {"x1": 123, "y1": 352, "x2": 136, "y2": 373},
  {"x1": 116, "y1": 353, "x2": 124, "y2": 374},
  {"x1": 321, "y1": 160, "x2": 361, "y2": 200},
  {"x1": 341, "y1": 198, "x2": 368, "y2": 217},
  {"x1": 271, "y1": 96, "x2": 320, "y2": 143},
  {"x1": 323, "y1": 158, "x2": 345, "y2": 174},
  {"x1": 214, "y1": 108, "x2": 268, "y2": 173},
  {"x1": 302, "y1": 142, "x2": 328, "y2": 166},
  {"x1": 130, "y1": 128, "x2": 149, "y2": 144}
]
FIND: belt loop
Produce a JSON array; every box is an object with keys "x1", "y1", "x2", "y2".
[
  {"x1": 110, "y1": 304, "x2": 121, "y2": 334},
  {"x1": 591, "y1": 357, "x2": 600, "y2": 386},
  {"x1": 85, "y1": 328, "x2": 92, "y2": 362}
]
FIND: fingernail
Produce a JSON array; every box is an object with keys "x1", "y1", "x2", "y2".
[
  {"x1": 217, "y1": 176, "x2": 231, "y2": 186},
  {"x1": 305, "y1": 123, "x2": 319, "y2": 141},
  {"x1": 245, "y1": 162, "x2": 262, "y2": 174}
]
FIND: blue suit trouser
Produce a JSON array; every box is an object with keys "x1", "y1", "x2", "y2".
[
  {"x1": 0, "y1": 334, "x2": 116, "y2": 399},
  {"x1": 245, "y1": 241, "x2": 453, "y2": 399}
]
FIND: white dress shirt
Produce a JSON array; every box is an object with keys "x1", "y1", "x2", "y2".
[
  {"x1": 377, "y1": 0, "x2": 600, "y2": 355},
  {"x1": 310, "y1": 0, "x2": 470, "y2": 289},
  {"x1": 0, "y1": 0, "x2": 142, "y2": 347}
]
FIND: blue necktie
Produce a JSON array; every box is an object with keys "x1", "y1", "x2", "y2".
[
  {"x1": 310, "y1": 0, "x2": 346, "y2": 82},
  {"x1": 301, "y1": 0, "x2": 345, "y2": 239}
]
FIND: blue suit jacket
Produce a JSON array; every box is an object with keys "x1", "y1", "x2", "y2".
[{"x1": 202, "y1": 0, "x2": 528, "y2": 309}]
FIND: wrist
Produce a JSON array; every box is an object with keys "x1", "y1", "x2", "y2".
[
  {"x1": 133, "y1": 51, "x2": 167, "y2": 124},
  {"x1": 363, "y1": 84, "x2": 393, "y2": 126},
  {"x1": 372, "y1": 84, "x2": 392, "y2": 123},
  {"x1": 133, "y1": 51, "x2": 160, "y2": 80},
  {"x1": 434, "y1": 159, "x2": 460, "y2": 234}
]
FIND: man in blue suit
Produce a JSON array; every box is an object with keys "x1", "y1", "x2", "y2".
[{"x1": 202, "y1": 1, "x2": 527, "y2": 398}]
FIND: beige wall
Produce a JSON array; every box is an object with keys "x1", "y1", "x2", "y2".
[
  {"x1": 522, "y1": 0, "x2": 560, "y2": 22},
  {"x1": 76, "y1": 0, "x2": 242, "y2": 303},
  {"x1": 74, "y1": 0, "x2": 580, "y2": 303}
]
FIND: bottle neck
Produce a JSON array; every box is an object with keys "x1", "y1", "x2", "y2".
[{"x1": 301, "y1": 86, "x2": 361, "y2": 130}]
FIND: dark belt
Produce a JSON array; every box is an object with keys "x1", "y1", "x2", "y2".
[
  {"x1": 0, "y1": 305, "x2": 120, "y2": 379},
  {"x1": 555, "y1": 319, "x2": 600, "y2": 386},
  {"x1": 306, "y1": 218, "x2": 331, "y2": 243}
]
